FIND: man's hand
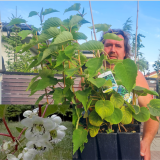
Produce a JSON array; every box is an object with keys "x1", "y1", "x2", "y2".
[{"x1": 140, "y1": 139, "x2": 151, "y2": 160}]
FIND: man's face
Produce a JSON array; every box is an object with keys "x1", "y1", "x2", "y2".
[{"x1": 104, "y1": 34, "x2": 126, "y2": 60}]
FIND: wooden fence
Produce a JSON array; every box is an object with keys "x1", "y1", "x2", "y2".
[{"x1": 2, "y1": 74, "x2": 81, "y2": 105}]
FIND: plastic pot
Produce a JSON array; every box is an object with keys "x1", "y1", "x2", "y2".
[
  {"x1": 96, "y1": 133, "x2": 119, "y2": 160},
  {"x1": 117, "y1": 124, "x2": 141, "y2": 160}
]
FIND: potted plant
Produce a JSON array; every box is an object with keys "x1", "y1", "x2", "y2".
[{"x1": 6, "y1": 3, "x2": 160, "y2": 160}]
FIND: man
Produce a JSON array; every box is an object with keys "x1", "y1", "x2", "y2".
[{"x1": 100, "y1": 29, "x2": 159, "y2": 160}]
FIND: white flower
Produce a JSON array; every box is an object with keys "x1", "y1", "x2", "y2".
[
  {"x1": 50, "y1": 125, "x2": 67, "y2": 144},
  {"x1": 21, "y1": 115, "x2": 56, "y2": 141},
  {"x1": 23, "y1": 110, "x2": 38, "y2": 118},
  {"x1": 1, "y1": 141, "x2": 16, "y2": 154},
  {"x1": 7, "y1": 154, "x2": 19, "y2": 160},
  {"x1": 18, "y1": 147, "x2": 37, "y2": 160},
  {"x1": 51, "y1": 115, "x2": 62, "y2": 126},
  {"x1": 26, "y1": 139, "x2": 53, "y2": 152}
]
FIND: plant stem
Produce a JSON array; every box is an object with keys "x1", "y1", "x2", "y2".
[
  {"x1": 120, "y1": 124, "x2": 128, "y2": 132},
  {"x1": 38, "y1": 104, "x2": 42, "y2": 117},
  {"x1": 42, "y1": 105, "x2": 49, "y2": 118},
  {"x1": 132, "y1": 90, "x2": 135, "y2": 124},
  {"x1": 0, "y1": 133, "x2": 12, "y2": 138},
  {"x1": 118, "y1": 124, "x2": 121, "y2": 132},
  {"x1": 17, "y1": 128, "x2": 27, "y2": 140},
  {"x1": 2, "y1": 117, "x2": 15, "y2": 141},
  {"x1": 68, "y1": 60, "x2": 75, "y2": 93},
  {"x1": 61, "y1": 25, "x2": 68, "y2": 31}
]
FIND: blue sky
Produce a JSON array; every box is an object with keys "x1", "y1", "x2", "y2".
[{"x1": 1, "y1": 1, "x2": 160, "y2": 73}]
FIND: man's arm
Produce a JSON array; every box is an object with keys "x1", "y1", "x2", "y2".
[{"x1": 136, "y1": 71, "x2": 159, "y2": 160}]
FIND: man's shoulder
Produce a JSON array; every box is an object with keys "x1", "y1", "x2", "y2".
[{"x1": 136, "y1": 71, "x2": 149, "y2": 89}]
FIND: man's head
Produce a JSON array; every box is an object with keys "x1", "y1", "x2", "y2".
[{"x1": 100, "y1": 29, "x2": 131, "y2": 60}]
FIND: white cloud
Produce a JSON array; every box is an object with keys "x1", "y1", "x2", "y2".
[{"x1": 149, "y1": 62, "x2": 155, "y2": 65}]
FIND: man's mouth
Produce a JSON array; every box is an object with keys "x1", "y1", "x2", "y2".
[{"x1": 109, "y1": 56, "x2": 117, "y2": 59}]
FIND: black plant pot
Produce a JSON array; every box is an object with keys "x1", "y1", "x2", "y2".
[
  {"x1": 80, "y1": 134, "x2": 98, "y2": 160},
  {"x1": 96, "y1": 133, "x2": 119, "y2": 160},
  {"x1": 117, "y1": 124, "x2": 141, "y2": 160}
]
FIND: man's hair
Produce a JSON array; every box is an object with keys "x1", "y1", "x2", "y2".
[{"x1": 99, "y1": 29, "x2": 132, "y2": 59}]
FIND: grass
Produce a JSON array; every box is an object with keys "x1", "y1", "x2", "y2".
[{"x1": 0, "y1": 121, "x2": 72, "y2": 160}]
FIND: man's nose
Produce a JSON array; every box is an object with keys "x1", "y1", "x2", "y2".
[{"x1": 111, "y1": 45, "x2": 115, "y2": 52}]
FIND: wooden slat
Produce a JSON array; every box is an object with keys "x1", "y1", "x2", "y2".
[
  {"x1": 3, "y1": 75, "x2": 35, "y2": 79},
  {"x1": 2, "y1": 94, "x2": 46, "y2": 98},
  {"x1": 2, "y1": 78, "x2": 32, "y2": 83},
  {"x1": 2, "y1": 82, "x2": 30, "y2": 87},
  {"x1": 2, "y1": 90, "x2": 45, "y2": 95}
]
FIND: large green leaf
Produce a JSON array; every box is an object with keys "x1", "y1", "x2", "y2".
[
  {"x1": 26, "y1": 75, "x2": 39, "y2": 91},
  {"x1": 89, "y1": 24, "x2": 111, "y2": 33},
  {"x1": 43, "y1": 27, "x2": 60, "y2": 37},
  {"x1": 150, "y1": 114, "x2": 159, "y2": 122},
  {"x1": 69, "y1": 15, "x2": 83, "y2": 28},
  {"x1": 39, "y1": 68, "x2": 54, "y2": 78},
  {"x1": 18, "y1": 30, "x2": 32, "y2": 40},
  {"x1": 8, "y1": 18, "x2": 26, "y2": 26},
  {"x1": 147, "y1": 99, "x2": 160, "y2": 116},
  {"x1": 0, "y1": 105, "x2": 7, "y2": 118},
  {"x1": 42, "y1": 8, "x2": 59, "y2": 16},
  {"x1": 43, "y1": 17, "x2": 62, "y2": 30},
  {"x1": 52, "y1": 31, "x2": 73, "y2": 46},
  {"x1": 40, "y1": 45, "x2": 58, "y2": 62},
  {"x1": 72, "y1": 32, "x2": 87, "y2": 40},
  {"x1": 29, "y1": 79, "x2": 41, "y2": 96},
  {"x1": 35, "y1": 94, "x2": 45, "y2": 105},
  {"x1": 104, "y1": 108, "x2": 123, "y2": 124},
  {"x1": 114, "y1": 59, "x2": 137, "y2": 92},
  {"x1": 89, "y1": 110, "x2": 103, "y2": 126},
  {"x1": 133, "y1": 105, "x2": 140, "y2": 114},
  {"x1": 88, "y1": 77, "x2": 106, "y2": 88},
  {"x1": 75, "y1": 89, "x2": 91, "y2": 111},
  {"x1": 64, "y1": 43, "x2": 79, "y2": 58},
  {"x1": 78, "y1": 40, "x2": 104, "y2": 51},
  {"x1": 73, "y1": 129, "x2": 88, "y2": 154},
  {"x1": 125, "y1": 101, "x2": 135, "y2": 113},
  {"x1": 132, "y1": 107, "x2": 150, "y2": 122},
  {"x1": 58, "y1": 104, "x2": 70, "y2": 115},
  {"x1": 103, "y1": 33, "x2": 123, "y2": 41},
  {"x1": 36, "y1": 77, "x2": 58, "y2": 91},
  {"x1": 133, "y1": 86, "x2": 159, "y2": 96},
  {"x1": 55, "y1": 51, "x2": 69, "y2": 68},
  {"x1": 64, "y1": 3, "x2": 81, "y2": 14},
  {"x1": 16, "y1": 45, "x2": 22, "y2": 53},
  {"x1": 95, "y1": 100, "x2": 114, "y2": 119},
  {"x1": 110, "y1": 92, "x2": 124, "y2": 108},
  {"x1": 120, "y1": 106, "x2": 132, "y2": 124},
  {"x1": 41, "y1": 105, "x2": 59, "y2": 118},
  {"x1": 53, "y1": 88, "x2": 65, "y2": 105},
  {"x1": 28, "y1": 11, "x2": 38, "y2": 17},
  {"x1": 86, "y1": 54, "x2": 104, "y2": 77},
  {"x1": 65, "y1": 68, "x2": 79, "y2": 78}
]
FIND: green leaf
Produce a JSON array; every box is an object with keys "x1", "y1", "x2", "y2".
[
  {"x1": 52, "y1": 31, "x2": 73, "y2": 46},
  {"x1": 88, "y1": 77, "x2": 106, "y2": 88},
  {"x1": 29, "y1": 80, "x2": 41, "y2": 96},
  {"x1": 147, "y1": 99, "x2": 160, "y2": 116},
  {"x1": 125, "y1": 101, "x2": 135, "y2": 113},
  {"x1": 42, "y1": 8, "x2": 59, "y2": 16},
  {"x1": 75, "y1": 89, "x2": 91, "y2": 111},
  {"x1": 88, "y1": 125, "x2": 99, "y2": 137},
  {"x1": 64, "y1": 3, "x2": 81, "y2": 14},
  {"x1": 18, "y1": 30, "x2": 32, "y2": 40},
  {"x1": 89, "y1": 24, "x2": 111, "y2": 33},
  {"x1": 65, "y1": 68, "x2": 79, "y2": 78},
  {"x1": 16, "y1": 127, "x2": 25, "y2": 135},
  {"x1": 55, "y1": 51, "x2": 69, "y2": 68},
  {"x1": 79, "y1": 19, "x2": 90, "y2": 26},
  {"x1": 133, "y1": 86, "x2": 159, "y2": 96},
  {"x1": 132, "y1": 107, "x2": 150, "y2": 122},
  {"x1": 86, "y1": 54, "x2": 104, "y2": 77},
  {"x1": 69, "y1": 15, "x2": 83, "y2": 28},
  {"x1": 43, "y1": 17, "x2": 62, "y2": 30},
  {"x1": 103, "y1": 79, "x2": 113, "y2": 87},
  {"x1": 53, "y1": 88, "x2": 65, "y2": 105},
  {"x1": 36, "y1": 77, "x2": 58, "y2": 91},
  {"x1": 58, "y1": 104, "x2": 70, "y2": 115},
  {"x1": 95, "y1": 100, "x2": 114, "y2": 119},
  {"x1": 150, "y1": 114, "x2": 159, "y2": 122},
  {"x1": 43, "y1": 27, "x2": 60, "y2": 38},
  {"x1": 89, "y1": 110, "x2": 103, "y2": 126},
  {"x1": 0, "y1": 105, "x2": 7, "y2": 118},
  {"x1": 73, "y1": 129, "x2": 88, "y2": 155},
  {"x1": 8, "y1": 18, "x2": 26, "y2": 26},
  {"x1": 26, "y1": 75, "x2": 39, "y2": 91},
  {"x1": 133, "y1": 105, "x2": 140, "y2": 114},
  {"x1": 28, "y1": 11, "x2": 38, "y2": 17},
  {"x1": 40, "y1": 45, "x2": 58, "y2": 62},
  {"x1": 120, "y1": 106, "x2": 132, "y2": 124},
  {"x1": 103, "y1": 33, "x2": 123, "y2": 41},
  {"x1": 16, "y1": 45, "x2": 22, "y2": 53},
  {"x1": 64, "y1": 43, "x2": 79, "y2": 58},
  {"x1": 78, "y1": 40, "x2": 104, "y2": 51},
  {"x1": 35, "y1": 94, "x2": 45, "y2": 104},
  {"x1": 110, "y1": 92, "x2": 124, "y2": 108},
  {"x1": 104, "y1": 108, "x2": 123, "y2": 124},
  {"x1": 41, "y1": 105, "x2": 58, "y2": 118},
  {"x1": 72, "y1": 32, "x2": 87, "y2": 40},
  {"x1": 39, "y1": 68, "x2": 54, "y2": 78},
  {"x1": 114, "y1": 59, "x2": 137, "y2": 92}
]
